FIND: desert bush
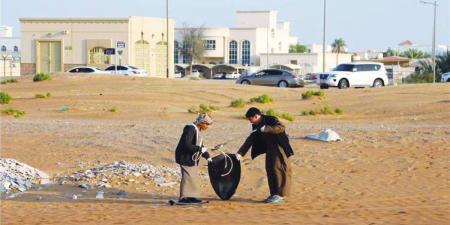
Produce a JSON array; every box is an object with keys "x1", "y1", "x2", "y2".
[
  {"x1": 230, "y1": 98, "x2": 246, "y2": 108},
  {"x1": 46, "y1": 92, "x2": 51, "y2": 97},
  {"x1": 250, "y1": 94, "x2": 273, "y2": 104},
  {"x1": 0, "y1": 92, "x2": 12, "y2": 104},
  {"x1": 35, "y1": 94, "x2": 46, "y2": 98},
  {"x1": 189, "y1": 104, "x2": 220, "y2": 114},
  {"x1": 33, "y1": 73, "x2": 51, "y2": 82},
  {"x1": 109, "y1": 106, "x2": 117, "y2": 113},
  {"x1": 301, "y1": 106, "x2": 344, "y2": 116},
  {"x1": 2, "y1": 108, "x2": 25, "y2": 118},
  {"x1": 280, "y1": 112, "x2": 295, "y2": 121},
  {"x1": 261, "y1": 109, "x2": 295, "y2": 121},
  {"x1": 301, "y1": 90, "x2": 324, "y2": 100},
  {"x1": 1, "y1": 79, "x2": 18, "y2": 84}
]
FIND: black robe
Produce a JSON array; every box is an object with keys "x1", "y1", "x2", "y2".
[{"x1": 175, "y1": 125, "x2": 210, "y2": 166}]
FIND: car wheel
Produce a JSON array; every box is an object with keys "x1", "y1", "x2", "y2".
[
  {"x1": 447, "y1": 78, "x2": 450, "y2": 82},
  {"x1": 338, "y1": 79, "x2": 349, "y2": 89},
  {"x1": 241, "y1": 80, "x2": 251, "y2": 85},
  {"x1": 373, "y1": 79, "x2": 384, "y2": 88},
  {"x1": 278, "y1": 80, "x2": 288, "y2": 88},
  {"x1": 320, "y1": 84, "x2": 329, "y2": 89}
]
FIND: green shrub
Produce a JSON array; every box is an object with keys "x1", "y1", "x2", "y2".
[
  {"x1": 0, "y1": 92, "x2": 12, "y2": 104},
  {"x1": 33, "y1": 73, "x2": 51, "y2": 82},
  {"x1": 35, "y1": 93, "x2": 46, "y2": 98},
  {"x1": 230, "y1": 98, "x2": 246, "y2": 108},
  {"x1": 188, "y1": 104, "x2": 219, "y2": 114},
  {"x1": 301, "y1": 90, "x2": 325, "y2": 100},
  {"x1": 0, "y1": 79, "x2": 18, "y2": 85},
  {"x1": 262, "y1": 108, "x2": 278, "y2": 117},
  {"x1": 320, "y1": 106, "x2": 334, "y2": 115},
  {"x1": 261, "y1": 109, "x2": 294, "y2": 121},
  {"x1": 109, "y1": 106, "x2": 117, "y2": 113},
  {"x1": 46, "y1": 92, "x2": 51, "y2": 97},
  {"x1": 2, "y1": 108, "x2": 25, "y2": 118},
  {"x1": 250, "y1": 94, "x2": 273, "y2": 104},
  {"x1": 301, "y1": 106, "x2": 344, "y2": 116},
  {"x1": 280, "y1": 112, "x2": 295, "y2": 121}
]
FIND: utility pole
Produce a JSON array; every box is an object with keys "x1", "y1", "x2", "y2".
[
  {"x1": 166, "y1": 0, "x2": 170, "y2": 78},
  {"x1": 322, "y1": 0, "x2": 327, "y2": 72},
  {"x1": 420, "y1": 0, "x2": 438, "y2": 83}
]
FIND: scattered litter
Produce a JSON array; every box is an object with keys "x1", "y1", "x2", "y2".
[
  {"x1": 116, "y1": 190, "x2": 128, "y2": 196},
  {"x1": 305, "y1": 129, "x2": 342, "y2": 142},
  {"x1": 0, "y1": 158, "x2": 51, "y2": 195},
  {"x1": 96, "y1": 191, "x2": 104, "y2": 199},
  {"x1": 57, "y1": 161, "x2": 180, "y2": 189}
]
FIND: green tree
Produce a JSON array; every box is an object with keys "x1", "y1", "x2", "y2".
[
  {"x1": 289, "y1": 44, "x2": 309, "y2": 53},
  {"x1": 331, "y1": 38, "x2": 346, "y2": 65},
  {"x1": 180, "y1": 24, "x2": 205, "y2": 76},
  {"x1": 436, "y1": 51, "x2": 450, "y2": 79},
  {"x1": 401, "y1": 48, "x2": 427, "y2": 59},
  {"x1": 384, "y1": 48, "x2": 399, "y2": 57}
]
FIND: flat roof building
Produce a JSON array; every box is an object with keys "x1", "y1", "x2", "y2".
[{"x1": 20, "y1": 17, "x2": 175, "y2": 77}]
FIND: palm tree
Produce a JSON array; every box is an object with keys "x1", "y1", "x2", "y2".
[{"x1": 332, "y1": 38, "x2": 346, "y2": 65}]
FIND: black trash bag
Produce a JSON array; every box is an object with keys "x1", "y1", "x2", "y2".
[{"x1": 208, "y1": 153, "x2": 241, "y2": 200}]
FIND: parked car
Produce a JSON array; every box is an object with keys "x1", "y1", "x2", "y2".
[
  {"x1": 104, "y1": 65, "x2": 147, "y2": 76},
  {"x1": 236, "y1": 69, "x2": 304, "y2": 88},
  {"x1": 225, "y1": 72, "x2": 240, "y2": 79},
  {"x1": 441, "y1": 72, "x2": 450, "y2": 82},
  {"x1": 213, "y1": 72, "x2": 226, "y2": 79},
  {"x1": 190, "y1": 70, "x2": 202, "y2": 78},
  {"x1": 67, "y1": 66, "x2": 105, "y2": 74},
  {"x1": 174, "y1": 70, "x2": 184, "y2": 78},
  {"x1": 317, "y1": 62, "x2": 388, "y2": 89}
]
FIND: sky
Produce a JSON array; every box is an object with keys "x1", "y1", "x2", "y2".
[{"x1": 1, "y1": 0, "x2": 449, "y2": 52}]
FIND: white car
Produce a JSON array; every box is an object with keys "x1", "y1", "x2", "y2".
[
  {"x1": 213, "y1": 72, "x2": 226, "y2": 79},
  {"x1": 67, "y1": 66, "x2": 106, "y2": 74},
  {"x1": 441, "y1": 72, "x2": 450, "y2": 82},
  {"x1": 104, "y1": 65, "x2": 147, "y2": 76},
  {"x1": 225, "y1": 72, "x2": 240, "y2": 79},
  {"x1": 318, "y1": 62, "x2": 388, "y2": 89}
]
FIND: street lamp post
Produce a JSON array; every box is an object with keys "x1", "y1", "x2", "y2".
[
  {"x1": 322, "y1": 0, "x2": 327, "y2": 72},
  {"x1": 166, "y1": 0, "x2": 170, "y2": 79},
  {"x1": 420, "y1": 0, "x2": 438, "y2": 83}
]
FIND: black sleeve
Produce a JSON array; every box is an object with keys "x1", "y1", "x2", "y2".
[
  {"x1": 237, "y1": 133, "x2": 254, "y2": 157},
  {"x1": 180, "y1": 126, "x2": 201, "y2": 153}
]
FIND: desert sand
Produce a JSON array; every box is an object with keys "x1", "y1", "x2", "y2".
[{"x1": 1, "y1": 74, "x2": 449, "y2": 225}]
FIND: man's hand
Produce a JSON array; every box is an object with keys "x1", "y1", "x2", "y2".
[
  {"x1": 235, "y1": 153, "x2": 242, "y2": 161},
  {"x1": 207, "y1": 158, "x2": 213, "y2": 163},
  {"x1": 201, "y1": 147, "x2": 208, "y2": 154}
]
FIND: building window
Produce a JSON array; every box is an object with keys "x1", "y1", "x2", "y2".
[
  {"x1": 89, "y1": 47, "x2": 110, "y2": 65},
  {"x1": 181, "y1": 41, "x2": 189, "y2": 64},
  {"x1": 203, "y1": 40, "x2": 216, "y2": 50},
  {"x1": 1, "y1": 45, "x2": 6, "y2": 52},
  {"x1": 242, "y1": 40, "x2": 251, "y2": 65},
  {"x1": 278, "y1": 42, "x2": 282, "y2": 52},
  {"x1": 229, "y1": 40, "x2": 237, "y2": 64},
  {"x1": 13, "y1": 46, "x2": 19, "y2": 52},
  {"x1": 174, "y1": 41, "x2": 179, "y2": 64}
]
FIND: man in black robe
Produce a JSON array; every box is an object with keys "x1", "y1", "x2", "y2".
[{"x1": 236, "y1": 107, "x2": 293, "y2": 204}]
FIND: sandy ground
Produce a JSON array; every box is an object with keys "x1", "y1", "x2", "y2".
[{"x1": 0, "y1": 74, "x2": 449, "y2": 225}]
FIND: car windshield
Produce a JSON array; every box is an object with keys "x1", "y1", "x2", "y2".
[{"x1": 333, "y1": 64, "x2": 355, "y2": 72}]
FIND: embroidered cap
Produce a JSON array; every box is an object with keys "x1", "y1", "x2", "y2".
[{"x1": 194, "y1": 113, "x2": 213, "y2": 125}]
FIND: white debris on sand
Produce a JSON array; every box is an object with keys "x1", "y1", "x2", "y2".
[
  {"x1": 305, "y1": 129, "x2": 342, "y2": 142},
  {"x1": 58, "y1": 161, "x2": 181, "y2": 189},
  {"x1": 0, "y1": 158, "x2": 51, "y2": 194}
]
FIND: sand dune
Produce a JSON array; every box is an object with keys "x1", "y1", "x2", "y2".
[{"x1": 1, "y1": 74, "x2": 449, "y2": 225}]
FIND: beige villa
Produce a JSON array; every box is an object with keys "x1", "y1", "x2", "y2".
[{"x1": 20, "y1": 16, "x2": 175, "y2": 77}]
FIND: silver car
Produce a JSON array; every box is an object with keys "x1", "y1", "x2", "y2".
[{"x1": 236, "y1": 69, "x2": 304, "y2": 88}]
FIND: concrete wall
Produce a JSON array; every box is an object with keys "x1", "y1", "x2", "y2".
[{"x1": 129, "y1": 16, "x2": 175, "y2": 77}]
